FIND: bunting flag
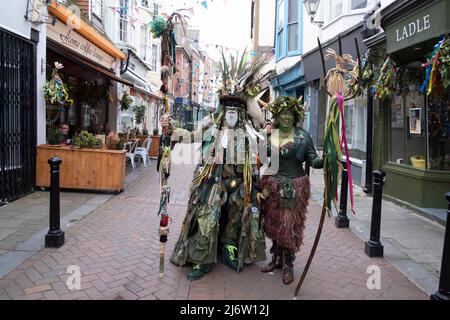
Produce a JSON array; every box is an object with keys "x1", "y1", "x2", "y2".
[{"x1": 201, "y1": 1, "x2": 208, "y2": 9}]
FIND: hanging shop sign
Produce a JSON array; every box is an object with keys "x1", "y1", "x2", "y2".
[
  {"x1": 386, "y1": 0, "x2": 450, "y2": 53},
  {"x1": 47, "y1": 19, "x2": 115, "y2": 70}
]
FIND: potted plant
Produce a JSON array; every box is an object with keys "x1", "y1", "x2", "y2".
[
  {"x1": 150, "y1": 128, "x2": 161, "y2": 158},
  {"x1": 47, "y1": 127, "x2": 61, "y2": 145},
  {"x1": 105, "y1": 131, "x2": 120, "y2": 150},
  {"x1": 80, "y1": 81, "x2": 109, "y2": 109},
  {"x1": 73, "y1": 131, "x2": 102, "y2": 149},
  {"x1": 133, "y1": 104, "x2": 146, "y2": 126},
  {"x1": 120, "y1": 93, "x2": 133, "y2": 111}
]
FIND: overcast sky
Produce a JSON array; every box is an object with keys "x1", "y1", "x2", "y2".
[{"x1": 164, "y1": 0, "x2": 253, "y2": 59}]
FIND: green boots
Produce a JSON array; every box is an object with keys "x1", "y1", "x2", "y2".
[{"x1": 187, "y1": 264, "x2": 213, "y2": 281}]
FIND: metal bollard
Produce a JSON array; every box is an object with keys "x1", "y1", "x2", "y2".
[
  {"x1": 335, "y1": 159, "x2": 350, "y2": 228},
  {"x1": 364, "y1": 170, "x2": 385, "y2": 257},
  {"x1": 45, "y1": 157, "x2": 65, "y2": 248},
  {"x1": 430, "y1": 192, "x2": 450, "y2": 300}
]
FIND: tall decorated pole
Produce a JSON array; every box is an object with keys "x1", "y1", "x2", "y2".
[
  {"x1": 294, "y1": 37, "x2": 362, "y2": 296},
  {"x1": 150, "y1": 10, "x2": 188, "y2": 278}
]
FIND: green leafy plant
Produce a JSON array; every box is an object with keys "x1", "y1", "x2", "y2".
[
  {"x1": 133, "y1": 104, "x2": 146, "y2": 125},
  {"x1": 43, "y1": 62, "x2": 73, "y2": 106},
  {"x1": 47, "y1": 127, "x2": 60, "y2": 145},
  {"x1": 80, "y1": 81, "x2": 109, "y2": 108},
  {"x1": 120, "y1": 93, "x2": 133, "y2": 111},
  {"x1": 374, "y1": 56, "x2": 400, "y2": 100},
  {"x1": 73, "y1": 131, "x2": 102, "y2": 149},
  {"x1": 150, "y1": 16, "x2": 168, "y2": 38},
  {"x1": 439, "y1": 38, "x2": 450, "y2": 89},
  {"x1": 153, "y1": 128, "x2": 159, "y2": 136}
]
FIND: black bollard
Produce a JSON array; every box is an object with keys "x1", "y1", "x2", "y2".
[
  {"x1": 364, "y1": 170, "x2": 385, "y2": 257},
  {"x1": 335, "y1": 159, "x2": 350, "y2": 228},
  {"x1": 45, "y1": 157, "x2": 65, "y2": 248},
  {"x1": 430, "y1": 192, "x2": 450, "y2": 300}
]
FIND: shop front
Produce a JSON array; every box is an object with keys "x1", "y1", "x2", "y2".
[
  {"x1": 372, "y1": 0, "x2": 450, "y2": 211},
  {"x1": 303, "y1": 23, "x2": 368, "y2": 187},
  {"x1": 36, "y1": 3, "x2": 133, "y2": 193}
]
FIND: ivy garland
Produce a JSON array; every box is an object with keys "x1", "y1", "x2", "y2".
[
  {"x1": 373, "y1": 56, "x2": 401, "y2": 100},
  {"x1": 265, "y1": 96, "x2": 305, "y2": 121},
  {"x1": 439, "y1": 38, "x2": 450, "y2": 89}
]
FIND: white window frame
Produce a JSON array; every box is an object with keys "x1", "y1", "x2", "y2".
[
  {"x1": 119, "y1": 0, "x2": 130, "y2": 43},
  {"x1": 92, "y1": 0, "x2": 102, "y2": 18},
  {"x1": 151, "y1": 44, "x2": 159, "y2": 72},
  {"x1": 350, "y1": 0, "x2": 367, "y2": 10},
  {"x1": 329, "y1": 0, "x2": 343, "y2": 22},
  {"x1": 153, "y1": 2, "x2": 159, "y2": 19},
  {"x1": 140, "y1": 24, "x2": 149, "y2": 61}
]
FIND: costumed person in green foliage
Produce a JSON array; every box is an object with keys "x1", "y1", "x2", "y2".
[
  {"x1": 166, "y1": 50, "x2": 268, "y2": 281},
  {"x1": 259, "y1": 96, "x2": 323, "y2": 285}
]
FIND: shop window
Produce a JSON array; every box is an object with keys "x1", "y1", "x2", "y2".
[
  {"x1": 351, "y1": 0, "x2": 367, "y2": 10},
  {"x1": 329, "y1": 0, "x2": 343, "y2": 21},
  {"x1": 287, "y1": 0, "x2": 299, "y2": 52},
  {"x1": 428, "y1": 89, "x2": 450, "y2": 171},
  {"x1": 390, "y1": 63, "x2": 427, "y2": 169},
  {"x1": 390, "y1": 93, "x2": 406, "y2": 164},
  {"x1": 345, "y1": 96, "x2": 367, "y2": 159}
]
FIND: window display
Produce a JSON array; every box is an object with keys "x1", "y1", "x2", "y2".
[{"x1": 428, "y1": 89, "x2": 450, "y2": 171}]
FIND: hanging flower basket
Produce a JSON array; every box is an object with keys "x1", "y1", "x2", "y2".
[{"x1": 43, "y1": 62, "x2": 73, "y2": 107}]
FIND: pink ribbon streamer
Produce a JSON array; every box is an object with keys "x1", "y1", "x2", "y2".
[{"x1": 337, "y1": 93, "x2": 356, "y2": 214}]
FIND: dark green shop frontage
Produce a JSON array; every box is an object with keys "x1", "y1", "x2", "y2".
[{"x1": 368, "y1": 0, "x2": 450, "y2": 214}]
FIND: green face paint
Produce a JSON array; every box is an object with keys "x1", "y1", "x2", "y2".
[{"x1": 279, "y1": 110, "x2": 295, "y2": 131}]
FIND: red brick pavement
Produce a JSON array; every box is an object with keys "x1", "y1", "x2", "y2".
[{"x1": 0, "y1": 161, "x2": 428, "y2": 300}]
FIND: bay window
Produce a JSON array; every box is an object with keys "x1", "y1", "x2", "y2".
[
  {"x1": 276, "y1": 0, "x2": 302, "y2": 60},
  {"x1": 351, "y1": 0, "x2": 367, "y2": 10},
  {"x1": 287, "y1": 0, "x2": 299, "y2": 52}
]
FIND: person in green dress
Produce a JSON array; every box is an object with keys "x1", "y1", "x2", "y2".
[{"x1": 259, "y1": 96, "x2": 323, "y2": 285}]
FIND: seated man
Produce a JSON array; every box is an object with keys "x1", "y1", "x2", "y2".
[{"x1": 58, "y1": 122, "x2": 72, "y2": 145}]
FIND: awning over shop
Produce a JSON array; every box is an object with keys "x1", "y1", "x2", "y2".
[
  {"x1": 48, "y1": 1, "x2": 126, "y2": 60},
  {"x1": 47, "y1": 40, "x2": 134, "y2": 87}
]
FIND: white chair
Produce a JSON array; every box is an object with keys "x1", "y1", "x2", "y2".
[
  {"x1": 126, "y1": 140, "x2": 139, "y2": 169},
  {"x1": 135, "y1": 138, "x2": 152, "y2": 167}
]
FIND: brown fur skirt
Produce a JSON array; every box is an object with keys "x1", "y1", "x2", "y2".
[{"x1": 261, "y1": 175, "x2": 311, "y2": 253}]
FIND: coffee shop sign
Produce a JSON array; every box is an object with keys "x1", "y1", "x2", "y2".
[{"x1": 396, "y1": 15, "x2": 431, "y2": 42}]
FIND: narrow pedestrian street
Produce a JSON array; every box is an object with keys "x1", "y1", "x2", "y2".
[{"x1": 0, "y1": 145, "x2": 429, "y2": 300}]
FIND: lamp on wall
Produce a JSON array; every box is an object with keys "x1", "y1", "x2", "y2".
[
  {"x1": 25, "y1": 0, "x2": 56, "y2": 25},
  {"x1": 303, "y1": 0, "x2": 324, "y2": 27}
]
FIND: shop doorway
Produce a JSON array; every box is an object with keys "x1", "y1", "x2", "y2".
[{"x1": 0, "y1": 28, "x2": 37, "y2": 205}]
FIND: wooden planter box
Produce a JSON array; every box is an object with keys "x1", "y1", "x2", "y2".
[
  {"x1": 36, "y1": 144, "x2": 126, "y2": 193},
  {"x1": 149, "y1": 135, "x2": 160, "y2": 158}
]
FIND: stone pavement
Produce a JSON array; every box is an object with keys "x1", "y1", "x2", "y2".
[
  {"x1": 308, "y1": 168, "x2": 445, "y2": 295},
  {"x1": 0, "y1": 144, "x2": 431, "y2": 300},
  {"x1": 0, "y1": 159, "x2": 149, "y2": 278}
]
